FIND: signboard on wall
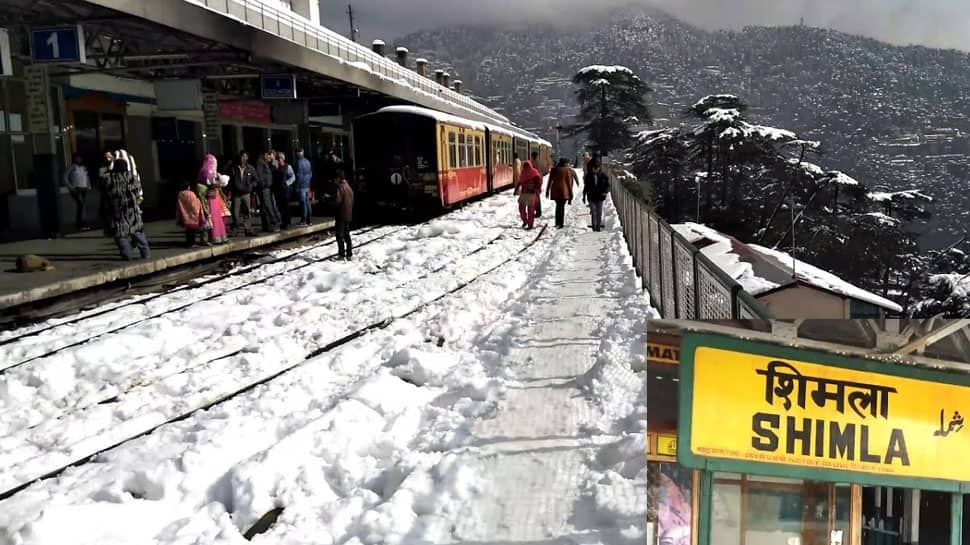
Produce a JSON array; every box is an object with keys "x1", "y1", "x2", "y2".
[
  {"x1": 30, "y1": 25, "x2": 86, "y2": 63},
  {"x1": 0, "y1": 28, "x2": 12, "y2": 76},
  {"x1": 260, "y1": 74, "x2": 297, "y2": 99},
  {"x1": 202, "y1": 92, "x2": 219, "y2": 139},
  {"x1": 648, "y1": 341, "x2": 680, "y2": 365},
  {"x1": 218, "y1": 100, "x2": 270, "y2": 125},
  {"x1": 679, "y1": 334, "x2": 970, "y2": 489},
  {"x1": 25, "y1": 65, "x2": 50, "y2": 133}
]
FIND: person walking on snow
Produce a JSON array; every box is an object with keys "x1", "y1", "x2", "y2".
[
  {"x1": 583, "y1": 161, "x2": 610, "y2": 232},
  {"x1": 512, "y1": 153, "x2": 522, "y2": 188},
  {"x1": 63, "y1": 153, "x2": 90, "y2": 231},
  {"x1": 103, "y1": 151, "x2": 150, "y2": 260},
  {"x1": 547, "y1": 158, "x2": 574, "y2": 229},
  {"x1": 334, "y1": 170, "x2": 354, "y2": 260},
  {"x1": 255, "y1": 150, "x2": 281, "y2": 232},
  {"x1": 514, "y1": 160, "x2": 542, "y2": 230},
  {"x1": 294, "y1": 148, "x2": 314, "y2": 226},
  {"x1": 230, "y1": 150, "x2": 256, "y2": 236},
  {"x1": 529, "y1": 151, "x2": 543, "y2": 218}
]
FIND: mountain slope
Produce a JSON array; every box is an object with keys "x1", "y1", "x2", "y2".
[{"x1": 396, "y1": 6, "x2": 970, "y2": 245}]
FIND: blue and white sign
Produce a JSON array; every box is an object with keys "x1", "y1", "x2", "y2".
[
  {"x1": 261, "y1": 74, "x2": 297, "y2": 99},
  {"x1": 0, "y1": 28, "x2": 12, "y2": 76},
  {"x1": 30, "y1": 25, "x2": 87, "y2": 64}
]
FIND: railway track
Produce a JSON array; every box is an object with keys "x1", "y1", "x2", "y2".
[
  {"x1": 0, "y1": 224, "x2": 406, "y2": 374},
  {"x1": 0, "y1": 222, "x2": 550, "y2": 501},
  {"x1": 3, "y1": 229, "x2": 513, "y2": 435}
]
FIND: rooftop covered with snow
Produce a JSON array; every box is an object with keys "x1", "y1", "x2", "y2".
[{"x1": 673, "y1": 222, "x2": 903, "y2": 313}]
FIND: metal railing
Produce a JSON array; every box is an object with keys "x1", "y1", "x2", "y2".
[
  {"x1": 185, "y1": 0, "x2": 510, "y2": 125},
  {"x1": 606, "y1": 163, "x2": 773, "y2": 320}
]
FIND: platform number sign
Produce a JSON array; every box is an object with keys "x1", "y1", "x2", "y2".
[
  {"x1": 30, "y1": 25, "x2": 87, "y2": 64},
  {"x1": 0, "y1": 28, "x2": 12, "y2": 76},
  {"x1": 261, "y1": 74, "x2": 297, "y2": 99}
]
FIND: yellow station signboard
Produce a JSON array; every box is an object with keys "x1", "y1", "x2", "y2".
[{"x1": 686, "y1": 341, "x2": 970, "y2": 483}]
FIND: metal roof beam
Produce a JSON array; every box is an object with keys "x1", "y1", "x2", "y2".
[{"x1": 893, "y1": 319, "x2": 970, "y2": 355}]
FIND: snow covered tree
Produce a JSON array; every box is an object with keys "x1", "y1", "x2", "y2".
[
  {"x1": 906, "y1": 243, "x2": 970, "y2": 317},
  {"x1": 631, "y1": 128, "x2": 688, "y2": 220},
  {"x1": 567, "y1": 65, "x2": 652, "y2": 156},
  {"x1": 632, "y1": 93, "x2": 939, "y2": 302}
]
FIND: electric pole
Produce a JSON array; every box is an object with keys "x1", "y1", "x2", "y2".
[{"x1": 347, "y1": 4, "x2": 358, "y2": 42}]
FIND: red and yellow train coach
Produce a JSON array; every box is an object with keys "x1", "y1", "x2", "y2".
[{"x1": 352, "y1": 105, "x2": 550, "y2": 209}]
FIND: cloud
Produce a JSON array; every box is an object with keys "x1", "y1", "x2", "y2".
[{"x1": 321, "y1": 0, "x2": 970, "y2": 52}]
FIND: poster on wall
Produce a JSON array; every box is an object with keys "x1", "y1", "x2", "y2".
[
  {"x1": 679, "y1": 334, "x2": 970, "y2": 485},
  {"x1": 649, "y1": 463, "x2": 692, "y2": 545}
]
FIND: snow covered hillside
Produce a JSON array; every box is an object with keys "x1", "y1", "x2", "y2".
[
  {"x1": 399, "y1": 5, "x2": 970, "y2": 245},
  {"x1": 0, "y1": 192, "x2": 648, "y2": 545}
]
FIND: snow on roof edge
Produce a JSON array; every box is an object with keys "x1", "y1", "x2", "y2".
[
  {"x1": 747, "y1": 244, "x2": 903, "y2": 312},
  {"x1": 374, "y1": 105, "x2": 545, "y2": 142},
  {"x1": 672, "y1": 222, "x2": 903, "y2": 313}
]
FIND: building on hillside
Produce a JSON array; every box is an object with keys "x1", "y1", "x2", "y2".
[
  {"x1": 648, "y1": 319, "x2": 970, "y2": 545},
  {"x1": 672, "y1": 223, "x2": 902, "y2": 319}
]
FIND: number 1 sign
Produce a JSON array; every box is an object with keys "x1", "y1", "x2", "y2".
[{"x1": 30, "y1": 25, "x2": 86, "y2": 64}]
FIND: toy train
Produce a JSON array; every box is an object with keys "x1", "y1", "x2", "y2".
[{"x1": 353, "y1": 105, "x2": 552, "y2": 209}]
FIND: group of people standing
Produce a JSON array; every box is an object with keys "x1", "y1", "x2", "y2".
[
  {"x1": 512, "y1": 151, "x2": 611, "y2": 231},
  {"x1": 174, "y1": 148, "x2": 355, "y2": 260},
  {"x1": 64, "y1": 150, "x2": 151, "y2": 261}
]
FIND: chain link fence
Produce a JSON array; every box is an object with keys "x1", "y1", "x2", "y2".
[{"x1": 605, "y1": 163, "x2": 773, "y2": 319}]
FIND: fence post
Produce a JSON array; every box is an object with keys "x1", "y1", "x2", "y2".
[
  {"x1": 671, "y1": 228, "x2": 680, "y2": 319},
  {"x1": 692, "y1": 252, "x2": 701, "y2": 319},
  {"x1": 731, "y1": 285, "x2": 742, "y2": 320},
  {"x1": 641, "y1": 208, "x2": 648, "y2": 291}
]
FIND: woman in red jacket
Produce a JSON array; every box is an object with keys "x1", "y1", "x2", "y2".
[
  {"x1": 546, "y1": 158, "x2": 574, "y2": 229},
  {"x1": 514, "y1": 161, "x2": 542, "y2": 230}
]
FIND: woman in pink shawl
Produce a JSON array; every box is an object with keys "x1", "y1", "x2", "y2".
[{"x1": 198, "y1": 154, "x2": 228, "y2": 244}]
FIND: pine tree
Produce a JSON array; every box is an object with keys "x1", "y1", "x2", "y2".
[{"x1": 567, "y1": 65, "x2": 652, "y2": 156}]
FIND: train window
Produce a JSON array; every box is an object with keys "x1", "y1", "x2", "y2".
[
  {"x1": 474, "y1": 135, "x2": 482, "y2": 166},
  {"x1": 458, "y1": 133, "x2": 467, "y2": 167},
  {"x1": 449, "y1": 132, "x2": 457, "y2": 169}
]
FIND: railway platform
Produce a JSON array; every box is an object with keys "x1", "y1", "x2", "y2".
[{"x1": 0, "y1": 216, "x2": 335, "y2": 312}]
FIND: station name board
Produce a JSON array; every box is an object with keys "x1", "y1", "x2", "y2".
[{"x1": 680, "y1": 335, "x2": 970, "y2": 484}]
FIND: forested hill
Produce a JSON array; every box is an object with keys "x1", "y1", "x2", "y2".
[{"x1": 397, "y1": 6, "x2": 970, "y2": 245}]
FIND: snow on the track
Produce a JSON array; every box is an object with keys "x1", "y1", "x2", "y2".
[{"x1": 0, "y1": 191, "x2": 648, "y2": 545}]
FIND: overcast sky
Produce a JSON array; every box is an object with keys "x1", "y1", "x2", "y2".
[{"x1": 321, "y1": 0, "x2": 970, "y2": 53}]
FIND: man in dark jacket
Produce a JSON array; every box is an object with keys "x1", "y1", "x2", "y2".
[
  {"x1": 271, "y1": 151, "x2": 293, "y2": 229},
  {"x1": 583, "y1": 161, "x2": 610, "y2": 231},
  {"x1": 255, "y1": 151, "x2": 281, "y2": 232},
  {"x1": 230, "y1": 151, "x2": 257, "y2": 236},
  {"x1": 334, "y1": 170, "x2": 354, "y2": 260}
]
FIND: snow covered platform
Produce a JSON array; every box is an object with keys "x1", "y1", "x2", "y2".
[
  {"x1": 0, "y1": 192, "x2": 648, "y2": 544},
  {"x1": 0, "y1": 216, "x2": 336, "y2": 312}
]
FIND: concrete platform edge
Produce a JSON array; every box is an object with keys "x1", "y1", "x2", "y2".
[{"x1": 0, "y1": 221, "x2": 336, "y2": 311}]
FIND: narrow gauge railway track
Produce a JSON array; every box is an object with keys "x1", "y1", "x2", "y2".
[
  {"x1": 5, "y1": 229, "x2": 516, "y2": 436},
  {"x1": 0, "y1": 225, "x2": 407, "y2": 374},
  {"x1": 0, "y1": 224, "x2": 549, "y2": 502},
  {"x1": 0, "y1": 224, "x2": 392, "y2": 347}
]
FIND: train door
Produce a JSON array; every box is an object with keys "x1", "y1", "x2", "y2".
[{"x1": 485, "y1": 129, "x2": 495, "y2": 193}]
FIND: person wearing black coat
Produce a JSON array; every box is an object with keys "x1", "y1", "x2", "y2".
[
  {"x1": 255, "y1": 151, "x2": 282, "y2": 232},
  {"x1": 230, "y1": 151, "x2": 257, "y2": 236},
  {"x1": 583, "y1": 161, "x2": 610, "y2": 231}
]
